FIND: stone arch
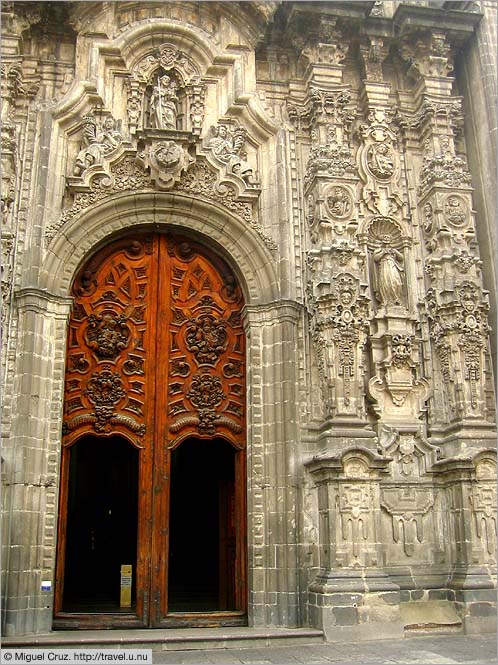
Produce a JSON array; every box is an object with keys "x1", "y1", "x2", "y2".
[{"x1": 41, "y1": 191, "x2": 279, "y2": 305}]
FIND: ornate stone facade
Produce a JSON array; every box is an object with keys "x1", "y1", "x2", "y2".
[{"x1": 1, "y1": 0, "x2": 496, "y2": 641}]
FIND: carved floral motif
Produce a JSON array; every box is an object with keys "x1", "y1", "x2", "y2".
[
  {"x1": 85, "y1": 312, "x2": 130, "y2": 359},
  {"x1": 185, "y1": 314, "x2": 228, "y2": 365},
  {"x1": 418, "y1": 152, "x2": 472, "y2": 196},
  {"x1": 305, "y1": 142, "x2": 356, "y2": 186}
]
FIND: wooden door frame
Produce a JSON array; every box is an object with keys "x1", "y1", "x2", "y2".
[
  {"x1": 155, "y1": 434, "x2": 247, "y2": 627},
  {"x1": 53, "y1": 434, "x2": 149, "y2": 630},
  {"x1": 53, "y1": 231, "x2": 248, "y2": 629}
]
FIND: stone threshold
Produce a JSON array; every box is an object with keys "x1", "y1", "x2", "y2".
[{"x1": 2, "y1": 626, "x2": 325, "y2": 651}]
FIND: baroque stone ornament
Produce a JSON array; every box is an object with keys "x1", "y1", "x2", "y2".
[
  {"x1": 185, "y1": 314, "x2": 228, "y2": 365},
  {"x1": 85, "y1": 312, "x2": 130, "y2": 360},
  {"x1": 325, "y1": 185, "x2": 352, "y2": 219},
  {"x1": 426, "y1": 283, "x2": 490, "y2": 418},
  {"x1": 444, "y1": 194, "x2": 467, "y2": 227},
  {"x1": 206, "y1": 123, "x2": 257, "y2": 185},
  {"x1": 366, "y1": 142, "x2": 395, "y2": 180},
  {"x1": 418, "y1": 151, "x2": 472, "y2": 196},
  {"x1": 73, "y1": 114, "x2": 123, "y2": 177},
  {"x1": 381, "y1": 487, "x2": 434, "y2": 557},
  {"x1": 142, "y1": 139, "x2": 194, "y2": 190}
]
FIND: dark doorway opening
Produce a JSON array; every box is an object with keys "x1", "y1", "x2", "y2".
[
  {"x1": 168, "y1": 437, "x2": 236, "y2": 613},
  {"x1": 62, "y1": 436, "x2": 139, "y2": 613}
]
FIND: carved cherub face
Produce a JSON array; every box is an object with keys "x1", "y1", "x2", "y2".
[{"x1": 339, "y1": 289, "x2": 353, "y2": 305}]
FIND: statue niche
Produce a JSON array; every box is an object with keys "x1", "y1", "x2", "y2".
[
  {"x1": 146, "y1": 71, "x2": 184, "y2": 131},
  {"x1": 367, "y1": 218, "x2": 406, "y2": 308}
]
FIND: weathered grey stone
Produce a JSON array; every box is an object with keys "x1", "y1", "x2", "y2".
[
  {"x1": 469, "y1": 602, "x2": 496, "y2": 617},
  {"x1": 332, "y1": 607, "x2": 358, "y2": 626}
]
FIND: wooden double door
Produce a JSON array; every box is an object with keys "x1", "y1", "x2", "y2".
[{"x1": 54, "y1": 232, "x2": 247, "y2": 628}]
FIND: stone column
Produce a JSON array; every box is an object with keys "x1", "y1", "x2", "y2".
[
  {"x1": 243, "y1": 300, "x2": 302, "y2": 627},
  {"x1": 1, "y1": 289, "x2": 72, "y2": 636},
  {"x1": 391, "y1": 13, "x2": 497, "y2": 629},
  {"x1": 399, "y1": 28, "x2": 496, "y2": 455}
]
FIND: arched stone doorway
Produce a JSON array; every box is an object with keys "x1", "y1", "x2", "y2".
[{"x1": 54, "y1": 231, "x2": 247, "y2": 629}]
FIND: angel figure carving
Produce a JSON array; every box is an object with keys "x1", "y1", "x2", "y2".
[
  {"x1": 374, "y1": 235, "x2": 405, "y2": 305},
  {"x1": 207, "y1": 125, "x2": 254, "y2": 184},
  {"x1": 73, "y1": 115, "x2": 122, "y2": 176}
]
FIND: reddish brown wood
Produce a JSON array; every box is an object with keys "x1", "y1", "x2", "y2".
[{"x1": 55, "y1": 232, "x2": 246, "y2": 628}]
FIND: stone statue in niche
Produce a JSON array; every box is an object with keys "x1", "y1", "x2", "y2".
[
  {"x1": 374, "y1": 235, "x2": 404, "y2": 305},
  {"x1": 73, "y1": 115, "x2": 123, "y2": 176},
  {"x1": 367, "y1": 142, "x2": 394, "y2": 180},
  {"x1": 207, "y1": 124, "x2": 254, "y2": 184},
  {"x1": 149, "y1": 73, "x2": 179, "y2": 130}
]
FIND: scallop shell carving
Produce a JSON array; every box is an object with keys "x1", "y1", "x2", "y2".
[{"x1": 367, "y1": 217, "x2": 403, "y2": 249}]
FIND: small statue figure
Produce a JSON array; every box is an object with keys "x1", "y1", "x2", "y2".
[
  {"x1": 150, "y1": 74, "x2": 179, "y2": 130},
  {"x1": 374, "y1": 235, "x2": 404, "y2": 305},
  {"x1": 73, "y1": 115, "x2": 122, "y2": 177}
]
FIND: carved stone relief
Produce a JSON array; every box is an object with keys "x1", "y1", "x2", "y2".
[
  {"x1": 72, "y1": 114, "x2": 124, "y2": 178},
  {"x1": 381, "y1": 487, "x2": 434, "y2": 557},
  {"x1": 205, "y1": 123, "x2": 258, "y2": 186},
  {"x1": 139, "y1": 138, "x2": 194, "y2": 190}
]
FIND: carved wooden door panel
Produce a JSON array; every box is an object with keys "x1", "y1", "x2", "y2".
[{"x1": 55, "y1": 233, "x2": 246, "y2": 629}]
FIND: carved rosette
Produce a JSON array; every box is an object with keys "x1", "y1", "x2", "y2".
[
  {"x1": 185, "y1": 314, "x2": 228, "y2": 365},
  {"x1": 85, "y1": 312, "x2": 130, "y2": 359}
]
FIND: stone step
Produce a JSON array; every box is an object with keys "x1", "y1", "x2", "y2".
[
  {"x1": 401, "y1": 601, "x2": 463, "y2": 636},
  {"x1": 2, "y1": 627, "x2": 325, "y2": 652}
]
